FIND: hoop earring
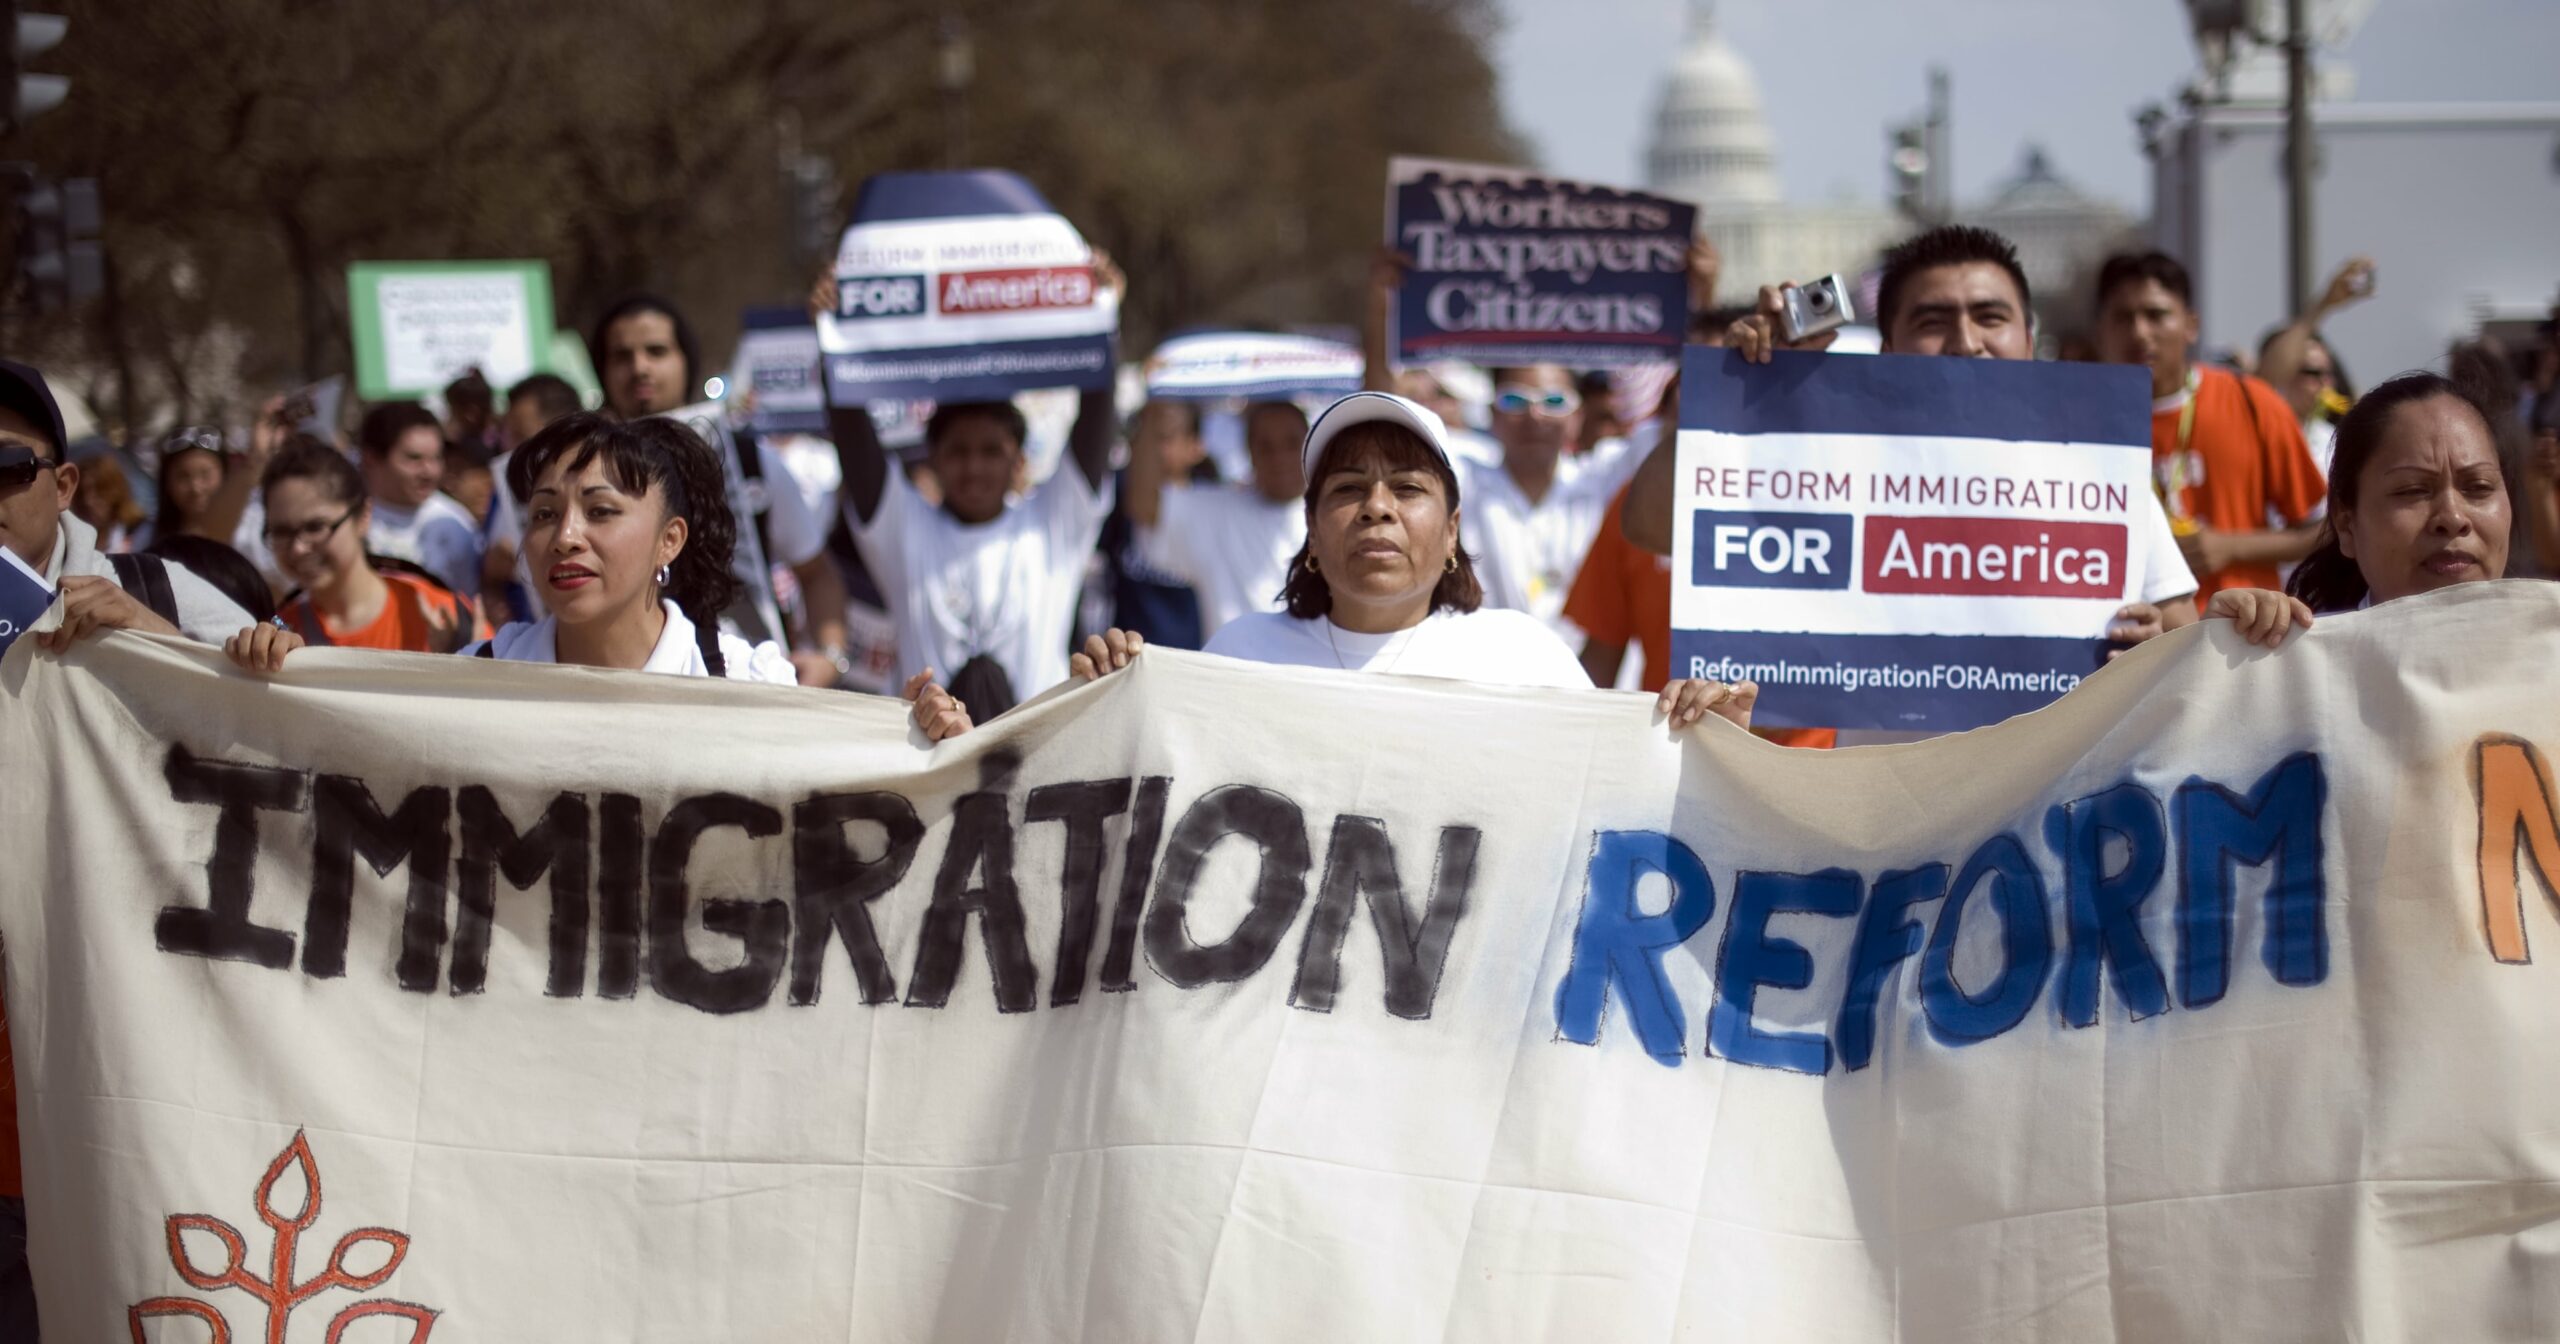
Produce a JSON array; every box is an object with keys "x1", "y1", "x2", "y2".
[
  {"x1": 656, "y1": 564, "x2": 671, "y2": 587},
  {"x1": 1303, "y1": 554, "x2": 1319, "y2": 574},
  {"x1": 1445, "y1": 554, "x2": 1458, "y2": 574}
]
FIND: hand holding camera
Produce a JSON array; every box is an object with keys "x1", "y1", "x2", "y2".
[{"x1": 1726, "y1": 276, "x2": 1853, "y2": 365}]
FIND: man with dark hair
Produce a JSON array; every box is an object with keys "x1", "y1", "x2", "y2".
[
  {"x1": 589, "y1": 294, "x2": 851, "y2": 684},
  {"x1": 355, "y1": 400, "x2": 481, "y2": 599},
  {"x1": 502, "y1": 373, "x2": 582, "y2": 450},
  {"x1": 1615, "y1": 225, "x2": 2201, "y2": 742},
  {"x1": 2093, "y1": 249, "x2": 2325, "y2": 597},
  {"x1": 0, "y1": 360, "x2": 252, "y2": 644},
  {"x1": 814, "y1": 260, "x2": 1127, "y2": 710}
]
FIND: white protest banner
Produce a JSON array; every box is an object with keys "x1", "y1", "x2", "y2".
[
  {"x1": 348, "y1": 261, "x2": 555, "y2": 400},
  {"x1": 1672, "y1": 348, "x2": 2160, "y2": 732},
  {"x1": 6, "y1": 583, "x2": 2559, "y2": 1341},
  {"x1": 813, "y1": 170, "x2": 1118, "y2": 403},
  {"x1": 730, "y1": 306, "x2": 827, "y2": 436},
  {"x1": 1144, "y1": 330, "x2": 1363, "y2": 402},
  {"x1": 1386, "y1": 156, "x2": 1695, "y2": 368}
]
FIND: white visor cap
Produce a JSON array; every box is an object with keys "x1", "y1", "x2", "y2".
[{"x1": 1299, "y1": 391, "x2": 1459, "y2": 486}]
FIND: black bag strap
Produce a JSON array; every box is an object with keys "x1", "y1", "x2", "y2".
[
  {"x1": 693, "y1": 614, "x2": 727, "y2": 679},
  {"x1": 289, "y1": 600, "x2": 333, "y2": 648},
  {"x1": 106, "y1": 552, "x2": 180, "y2": 627}
]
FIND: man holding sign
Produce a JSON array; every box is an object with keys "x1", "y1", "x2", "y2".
[
  {"x1": 1620, "y1": 225, "x2": 2198, "y2": 737},
  {"x1": 814, "y1": 170, "x2": 1124, "y2": 715}
]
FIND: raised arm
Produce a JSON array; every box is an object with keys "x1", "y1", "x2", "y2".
[
  {"x1": 810, "y1": 269, "x2": 891, "y2": 523},
  {"x1": 201, "y1": 397, "x2": 286, "y2": 545},
  {"x1": 1361, "y1": 249, "x2": 1407, "y2": 394},
  {"x1": 2259, "y1": 257, "x2": 2373, "y2": 408}
]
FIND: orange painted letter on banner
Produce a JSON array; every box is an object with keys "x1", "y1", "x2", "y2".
[{"x1": 2475, "y1": 735, "x2": 2560, "y2": 964}]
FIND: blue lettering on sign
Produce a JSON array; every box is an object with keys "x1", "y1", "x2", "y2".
[
  {"x1": 1709, "y1": 869, "x2": 1860, "y2": 1075},
  {"x1": 1553, "y1": 830, "x2": 1716, "y2": 1063},
  {"x1": 835, "y1": 274, "x2": 928, "y2": 320},
  {"x1": 2172, "y1": 752, "x2": 2328, "y2": 1007},
  {"x1": 1690, "y1": 510, "x2": 1852, "y2": 590},
  {"x1": 1548, "y1": 754, "x2": 2332, "y2": 1073},
  {"x1": 1920, "y1": 836, "x2": 2053, "y2": 1047},
  {"x1": 2050, "y1": 784, "x2": 2172, "y2": 1028}
]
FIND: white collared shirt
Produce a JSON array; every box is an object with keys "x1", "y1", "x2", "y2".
[{"x1": 462, "y1": 598, "x2": 795, "y2": 683}]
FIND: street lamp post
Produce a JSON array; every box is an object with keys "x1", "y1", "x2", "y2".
[
  {"x1": 2281, "y1": 0, "x2": 2314, "y2": 315},
  {"x1": 936, "y1": 15, "x2": 973, "y2": 170}
]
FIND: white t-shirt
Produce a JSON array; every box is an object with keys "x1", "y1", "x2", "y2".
[
  {"x1": 1140, "y1": 482, "x2": 1305, "y2": 639},
  {"x1": 2132, "y1": 492, "x2": 2202, "y2": 605},
  {"x1": 1204, "y1": 608, "x2": 1590, "y2": 690},
  {"x1": 1458, "y1": 434, "x2": 1645, "y2": 636},
  {"x1": 461, "y1": 599, "x2": 795, "y2": 683},
  {"x1": 847, "y1": 460, "x2": 1113, "y2": 696},
  {"x1": 367, "y1": 492, "x2": 484, "y2": 597}
]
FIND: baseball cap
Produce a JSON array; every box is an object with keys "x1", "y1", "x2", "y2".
[
  {"x1": 1300, "y1": 391, "x2": 1458, "y2": 487},
  {"x1": 0, "y1": 359, "x2": 67, "y2": 469}
]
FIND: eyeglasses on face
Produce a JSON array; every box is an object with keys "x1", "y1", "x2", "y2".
[
  {"x1": 263, "y1": 503, "x2": 361, "y2": 548},
  {"x1": 1493, "y1": 388, "x2": 1582, "y2": 418}
]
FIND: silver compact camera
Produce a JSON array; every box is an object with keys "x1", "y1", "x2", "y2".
[{"x1": 1779, "y1": 274, "x2": 1854, "y2": 343}]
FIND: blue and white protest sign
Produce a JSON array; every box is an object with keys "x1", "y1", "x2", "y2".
[
  {"x1": 814, "y1": 170, "x2": 1118, "y2": 403},
  {"x1": 1385, "y1": 157, "x2": 1694, "y2": 369},
  {"x1": 1143, "y1": 330, "x2": 1362, "y2": 402},
  {"x1": 731, "y1": 306, "x2": 826, "y2": 435},
  {"x1": 0, "y1": 546, "x2": 50, "y2": 658},
  {"x1": 1670, "y1": 350, "x2": 2159, "y2": 733}
]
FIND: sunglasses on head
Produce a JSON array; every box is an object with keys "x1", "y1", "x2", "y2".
[
  {"x1": 1493, "y1": 388, "x2": 1581, "y2": 418},
  {"x1": 163, "y1": 426, "x2": 226, "y2": 456}
]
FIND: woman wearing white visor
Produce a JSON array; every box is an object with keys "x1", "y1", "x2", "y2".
[{"x1": 907, "y1": 392, "x2": 1755, "y2": 737}]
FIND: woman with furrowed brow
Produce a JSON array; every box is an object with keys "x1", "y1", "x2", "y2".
[
  {"x1": 904, "y1": 392, "x2": 1756, "y2": 739},
  {"x1": 2208, "y1": 371, "x2": 2517, "y2": 648},
  {"x1": 228, "y1": 413, "x2": 793, "y2": 681}
]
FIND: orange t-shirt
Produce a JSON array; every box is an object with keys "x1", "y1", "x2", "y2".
[
  {"x1": 1565, "y1": 486, "x2": 1836, "y2": 750},
  {"x1": 2152, "y1": 366, "x2": 2327, "y2": 597},
  {"x1": 278, "y1": 569, "x2": 487, "y2": 651}
]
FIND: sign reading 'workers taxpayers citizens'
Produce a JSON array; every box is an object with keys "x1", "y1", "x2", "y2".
[
  {"x1": 346, "y1": 260, "x2": 555, "y2": 400},
  {"x1": 1385, "y1": 156, "x2": 1695, "y2": 368},
  {"x1": 1671, "y1": 349, "x2": 2159, "y2": 732},
  {"x1": 8, "y1": 584, "x2": 2560, "y2": 1341},
  {"x1": 813, "y1": 169, "x2": 1118, "y2": 403}
]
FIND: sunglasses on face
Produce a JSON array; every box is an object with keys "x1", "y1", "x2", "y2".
[
  {"x1": 1493, "y1": 388, "x2": 1582, "y2": 418},
  {"x1": 263, "y1": 503, "x2": 360, "y2": 548},
  {"x1": 0, "y1": 457, "x2": 57, "y2": 492}
]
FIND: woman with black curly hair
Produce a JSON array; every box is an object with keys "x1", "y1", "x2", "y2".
[
  {"x1": 230, "y1": 412, "x2": 794, "y2": 681},
  {"x1": 465, "y1": 411, "x2": 793, "y2": 679}
]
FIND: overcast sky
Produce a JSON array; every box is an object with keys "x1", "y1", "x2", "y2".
[{"x1": 1492, "y1": 0, "x2": 2560, "y2": 213}]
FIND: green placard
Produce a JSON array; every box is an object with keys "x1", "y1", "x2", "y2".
[{"x1": 347, "y1": 260, "x2": 557, "y2": 400}]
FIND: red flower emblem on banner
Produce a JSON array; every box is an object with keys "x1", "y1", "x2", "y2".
[{"x1": 127, "y1": 1130, "x2": 439, "y2": 1343}]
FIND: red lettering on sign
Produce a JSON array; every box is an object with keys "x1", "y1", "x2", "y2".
[
  {"x1": 935, "y1": 266, "x2": 1096, "y2": 316},
  {"x1": 1862, "y1": 515, "x2": 2127, "y2": 598}
]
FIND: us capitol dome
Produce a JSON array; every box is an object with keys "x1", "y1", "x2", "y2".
[
  {"x1": 1643, "y1": 1, "x2": 2133, "y2": 318},
  {"x1": 1643, "y1": 0, "x2": 1901, "y2": 303}
]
